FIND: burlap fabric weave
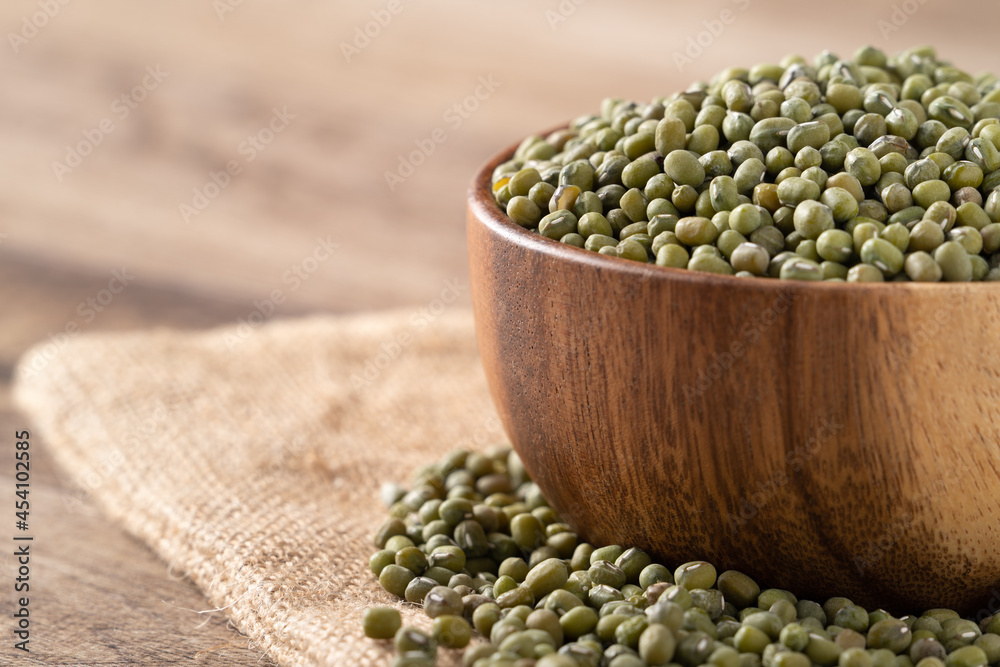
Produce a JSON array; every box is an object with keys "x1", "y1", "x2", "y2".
[{"x1": 13, "y1": 310, "x2": 504, "y2": 666}]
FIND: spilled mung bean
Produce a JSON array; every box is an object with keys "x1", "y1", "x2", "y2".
[{"x1": 366, "y1": 445, "x2": 1000, "y2": 665}]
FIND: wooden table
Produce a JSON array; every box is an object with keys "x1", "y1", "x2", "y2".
[{"x1": 0, "y1": 0, "x2": 993, "y2": 662}]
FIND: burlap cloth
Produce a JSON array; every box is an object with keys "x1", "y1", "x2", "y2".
[{"x1": 13, "y1": 309, "x2": 506, "y2": 666}]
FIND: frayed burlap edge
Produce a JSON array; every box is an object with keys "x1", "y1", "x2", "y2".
[{"x1": 13, "y1": 310, "x2": 503, "y2": 666}]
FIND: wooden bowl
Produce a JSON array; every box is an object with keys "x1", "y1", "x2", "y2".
[{"x1": 467, "y1": 138, "x2": 1000, "y2": 615}]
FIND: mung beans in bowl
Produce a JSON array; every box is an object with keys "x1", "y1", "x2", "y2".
[
  {"x1": 465, "y1": 46, "x2": 1000, "y2": 614},
  {"x1": 490, "y1": 46, "x2": 1000, "y2": 283}
]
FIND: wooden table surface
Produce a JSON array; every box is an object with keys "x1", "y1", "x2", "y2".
[{"x1": 0, "y1": 0, "x2": 995, "y2": 663}]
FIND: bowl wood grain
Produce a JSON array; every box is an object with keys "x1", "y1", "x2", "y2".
[{"x1": 468, "y1": 139, "x2": 1000, "y2": 614}]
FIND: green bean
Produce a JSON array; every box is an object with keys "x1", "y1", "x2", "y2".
[{"x1": 364, "y1": 606, "x2": 403, "y2": 639}]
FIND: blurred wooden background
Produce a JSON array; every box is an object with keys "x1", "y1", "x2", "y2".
[{"x1": 0, "y1": 0, "x2": 996, "y2": 663}]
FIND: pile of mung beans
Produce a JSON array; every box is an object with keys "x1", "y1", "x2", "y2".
[
  {"x1": 365, "y1": 446, "x2": 1000, "y2": 666},
  {"x1": 489, "y1": 46, "x2": 1000, "y2": 282}
]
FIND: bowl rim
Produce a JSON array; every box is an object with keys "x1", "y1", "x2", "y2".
[{"x1": 468, "y1": 133, "x2": 995, "y2": 293}]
